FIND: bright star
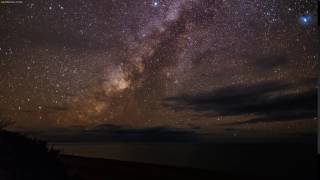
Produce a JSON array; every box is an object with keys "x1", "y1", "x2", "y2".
[
  {"x1": 302, "y1": 17, "x2": 307, "y2": 22},
  {"x1": 152, "y1": 1, "x2": 159, "y2": 7},
  {"x1": 299, "y1": 15, "x2": 312, "y2": 26}
]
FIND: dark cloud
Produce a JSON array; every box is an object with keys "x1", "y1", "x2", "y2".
[
  {"x1": 34, "y1": 124, "x2": 199, "y2": 142},
  {"x1": 0, "y1": 0, "x2": 317, "y2": 133},
  {"x1": 164, "y1": 80, "x2": 317, "y2": 124}
]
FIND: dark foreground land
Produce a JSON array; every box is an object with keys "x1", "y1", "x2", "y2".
[
  {"x1": 62, "y1": 155, "x2": 240, "y2": 179},
  {"x1": 1, "y1": 130, "x2": 318, "y2": 180},
  {"x1": 60, "y1": 151, "x2": 318, "y2": 180}
]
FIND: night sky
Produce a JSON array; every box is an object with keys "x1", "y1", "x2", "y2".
[{"x1": 0, "y1": 0, "x2": 318, "y2": 139}]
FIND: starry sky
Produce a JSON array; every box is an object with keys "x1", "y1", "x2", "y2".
[{"x1": 0, "y1": 0, "x2": 318, "y2": 139}]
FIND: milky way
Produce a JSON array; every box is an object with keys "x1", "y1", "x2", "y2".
[{"x1": 0, "y1": 0, "x2": 318, "y2": 137}]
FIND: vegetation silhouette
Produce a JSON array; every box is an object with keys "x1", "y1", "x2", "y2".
[{"x1": 0, "y1": 117, "x2": 78, "y2": 180}]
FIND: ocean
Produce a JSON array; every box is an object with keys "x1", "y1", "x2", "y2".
[{"x1": 50, "y1": 142, "x2": 317, "y2": 176}]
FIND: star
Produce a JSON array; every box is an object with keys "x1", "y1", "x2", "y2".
[
  {"x1": 299, "y1": 15, "x2": 312, "y2": 26},
  {"x1": 152, "y1": 1, "x2": 159, "y2": 7},
  {"x1": 0, "y1": 0, "x2": 317, "y2": 137}
]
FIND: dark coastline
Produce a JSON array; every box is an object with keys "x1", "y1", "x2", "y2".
[
  {"x1": 1, "y1": 130, "x2": 318, "y2": 180},
  {"x1": 60, "y1": 153, "x2": 317, "y2": 180},
  {"x1": 60, "y1": 155, "x2": 261, "y2": 179}
]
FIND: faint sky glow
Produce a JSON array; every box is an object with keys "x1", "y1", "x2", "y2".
[{"x1": 0, "y1": 0, "x2": 317, "y2": 139}]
